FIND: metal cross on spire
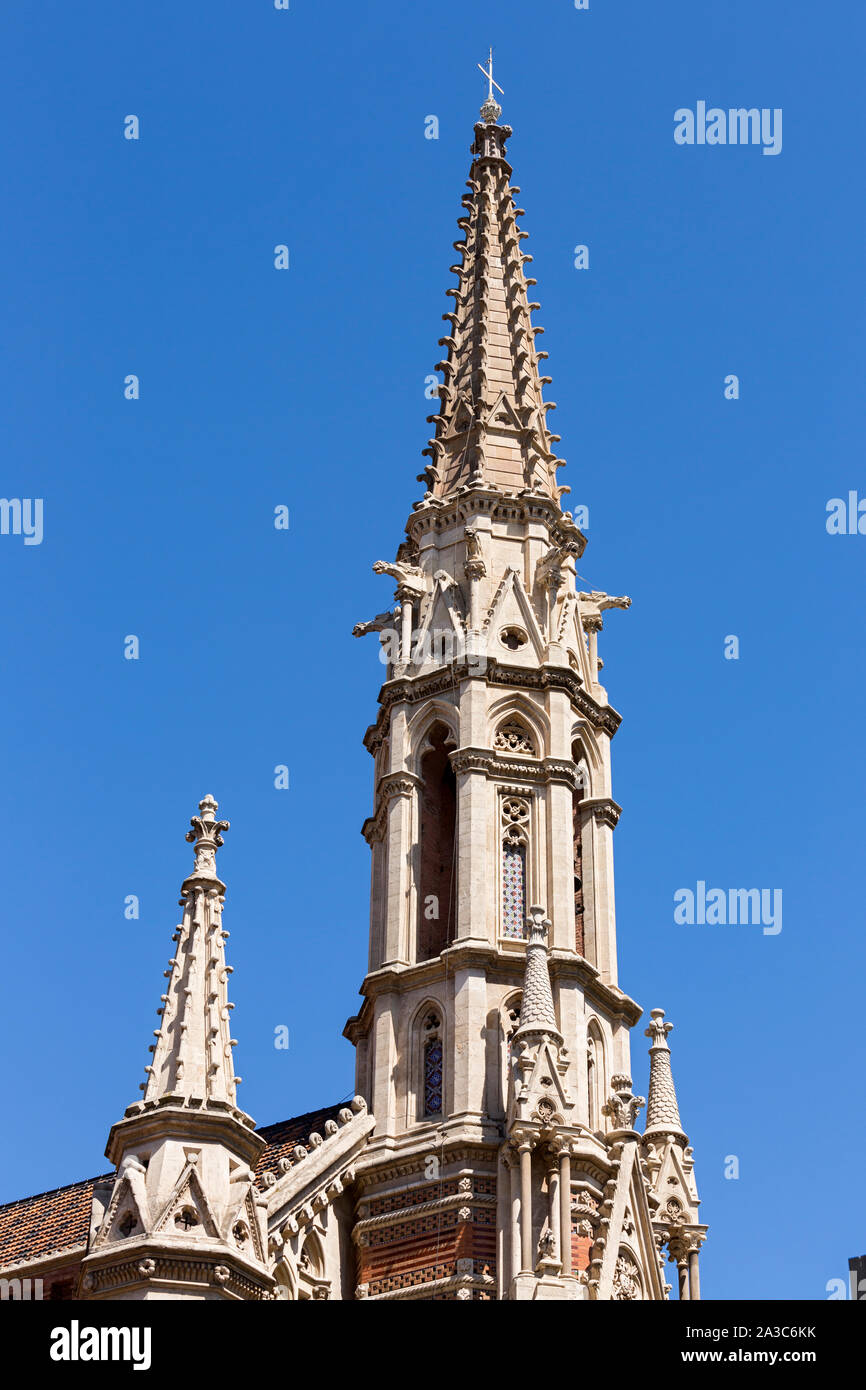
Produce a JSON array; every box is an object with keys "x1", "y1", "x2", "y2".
[
  {"x1": 478, "y1": 47, "x2": 504, "y2": 103},
  {"x1": 477, "y1": 47, "x2": 504, "y2": 123}
]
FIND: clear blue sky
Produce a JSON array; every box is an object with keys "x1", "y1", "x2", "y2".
[{"x1": 1, "y1": 1, "x2": 863, "y2": 1301}]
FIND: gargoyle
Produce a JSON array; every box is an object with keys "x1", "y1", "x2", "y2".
[
  {"x1": 577, "y1": 590, "x2": 632, "y2": 620},
  {"x1": 372, "y1": 559, "x2": 428, "y2": 597},
  {"x1": 352, "y1": 610, "x2": 397, "y2": 638}
]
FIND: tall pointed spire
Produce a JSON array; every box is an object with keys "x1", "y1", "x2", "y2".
[
  {"x1": 420, "y1": 74, "x2": 565, "y2": 502},
  {"x1": 644, "y1": 1009, "x2": 687, "y2": 1143},
  {"x1": 140, "y1": 795, "x2": 242, "y2": 1110},
  {"x1": 513, "y1": 907, "x2": 561, "y2": 1040}
]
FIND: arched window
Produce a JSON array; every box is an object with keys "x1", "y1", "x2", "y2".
[
  {"x1": 422, "y1": 1011, "x2": 444, "y2": 1116},
  {"x1": 501, "y1": 796, "x2": 530, "y2": 939},
  {"x1": 418, "y1": 724, "x2": 457, "y2": 960},
  {"x1": 297, "y1": 1231, "x2": 329, "y2": 1301},
  {"x1": 586, "y1": 1021, "x2": 605, "y2": 1132}
]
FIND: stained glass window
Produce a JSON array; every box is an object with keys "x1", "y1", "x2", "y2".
[
  {"x1": 502, "y1": 843, "x2": 526, "y2": 939},
  {"x1": 424, "y1": 1036, "x2": 443, "y2": 1115}
]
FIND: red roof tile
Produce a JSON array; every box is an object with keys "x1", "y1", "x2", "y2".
[{"x1": 0, "y1": 1174, "x2": 111, "y2": 1268}]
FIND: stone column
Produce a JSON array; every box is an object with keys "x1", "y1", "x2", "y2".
[
  {"x1": 670, "y1": 1238, "x2": 690, "y2": 1300},
  {"x1": 578, "y1": 798, "x2": 621, "y2": 985},
  {"x1": 508, "y1": 1150, "x2": 521, "y2": 1286},
  {"x1": 397, "y1": 588, "x2": 414, "y2": 664},
  {"x1": 584, "y1": 615, "x2": 602, "y2": 681},
  {"x1": 518, "y1": 1140, "x2": 534, "y2": 1274},
  {"x1": 559, "y1": 1148, "x2": 572, "y2": 1275},
  {"x1": 546, "y1": 1154, "x2": 560, "y2": 1265},
  {"x1": 688, "y1": 1242, "x2": 701, "y2": 1301},
  {"x1": 451, "y1": 742, "x2": 493, "y2": 946},
  {"x1": 380, "y1": 772, "x2": 421, "y2": 965}
]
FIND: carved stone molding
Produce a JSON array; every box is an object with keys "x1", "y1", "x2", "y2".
[
  {"x1": 378, "y1": 772, "x2": 423, "y2": 802},
  {"x1": 578, "y1": 797, "x2": 622, "y2": 830},
  {"x1": 364, "y1": 659, "x2": 621, "y2": 755},
  {"x1": 449, "y1": 747, "x2": 583, "y2": 790}
]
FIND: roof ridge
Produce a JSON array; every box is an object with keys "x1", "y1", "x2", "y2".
[{"x1": 0, "y1": 1171, "x2": 113, "y2": 1213}]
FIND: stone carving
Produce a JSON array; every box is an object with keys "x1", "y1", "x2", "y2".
[
  {"x1": 577, "y1": 590, "x2": 632, "y2": 625},
  {"x1": 463, "y1": 526, "x2": 486, "y2": 580},
  {"x1": 352, "y1": 610, "x2": 397, "y2": 638},
  {"x1": 534, "y1": 545, "x2": 569, "y2": 593},
  {"x1": 494, "y1": 720, "x2": 536, "y2": 755},
  {"x1": 372, "y1": 558, "x2": 427, "y2": 597},
  {"x1": 612, "y1": 1252, "x2": 641, "y2": 1301},
  {"x1": 537, "y1": 1229, "x2": 557, "y2": 1261},
  {"x1": 603, "y1": 1076, "x2": 646, "y2": 1132},
  {"x1": 573, "y1": 1190, "x2": 599, "y2": 1216},
  {"x1": 185, "y1": 795, "x2": 229, "y2": 880}
]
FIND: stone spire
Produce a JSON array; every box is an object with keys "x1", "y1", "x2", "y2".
[
  {"x1": 85, "y1": 796, "x2": 272, "y2": 1301},
  {"x1": 513, "y1": 907, "x2": 562, "y2": 1042},
  {"x1": 419, "y1": 85, "x2": 565, "y2": 501},
  {"x1": 141, "y1": 795, "x2": 241, "y2": 1109},
  {"x1": 644, "y1": 1009, "x2": 687, "y2": 1143}
]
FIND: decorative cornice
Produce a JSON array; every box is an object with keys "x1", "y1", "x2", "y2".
[
  {"x1": 364, "y1": 660, "x2": 620, "y2": 752},
  {"x1": 357, "y1": 1266, "x2": 496, "y2": 1301},
  {"x1": 578, "y1": 796, "x2": 623, "y2": 830},
  {"x1": 352, "y1": 1187, "x2": 496, "y2": 1241},
  {"x1": 450, "y1": 746, "x2": 583, "y2": 790},
  {"x1": 79, "y1": 1247, "x2": 273, "y2": 1300},
  {"x1": 353, "y1": 1135, "x2": 500, "y2": 1183}
]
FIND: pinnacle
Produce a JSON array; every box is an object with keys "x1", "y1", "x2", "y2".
[
  {"x1": 514, "y1": 906, "x2": 561, "y2": 1039},
  {"x1": 419, "y1": 110, "x2": 565, "y2": 504},
  {"x1": 644, "y1": 1009, "x2": 687, "y2": 1142},
  {"x1": 137, "y1": 797, "x2": 241, "y2": 1112}
]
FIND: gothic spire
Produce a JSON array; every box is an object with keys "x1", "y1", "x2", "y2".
[
  {"x1": 139, "y1": 795, "x2": 242, "y2": 1110},
  {"x1": 420, "y1": 79, "x2": 566, "y2": 502},
  {"x1": 513, "y1": 906, "x2": 562, "y2": 1041},
  {"x1": 643, "y1": 1009, "x2": 688, "y2": 1144}
]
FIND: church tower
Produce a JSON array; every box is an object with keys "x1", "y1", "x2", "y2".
[{"x1": 345, "y1": 75, "x2": 706, "y2": 1301}]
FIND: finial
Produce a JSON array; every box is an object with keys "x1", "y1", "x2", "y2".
[
  {"x1": 525, "y1": 904, "x2": 550, "y2": 948},
  {"x1": 185, "y1": 794, "x2": 230, "y2": 880},
  {"x1": 645, "y1": 1008, "x2": 674, "y2": 1050},
  {"x1": 477, "y1": 46, "x2": 503, "y2": 124}
]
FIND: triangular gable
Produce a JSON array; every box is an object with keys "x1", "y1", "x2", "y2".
[
  {"x1": 485, "y1": 391, "x2": 525, "y2": 433},
  {"x1": 508, "y1": 1037, "x2": 574, "y2": 1128},
  {"x1": 556, "y1": 592, "x2": 593, "y2": 684},
  {"x1": 224, "y1": 1185, "x2": 267, "y2": 1264},
  {"x1": 483, "y1": 569, "x2": 545, "y2": 659},
  {"x1": 413, "y1": 573, "x2": 465, "y2": 670},
  {"x1": 152, "y1": 1161, "x2": 221, "y2": 1240},
  {"x1": 594, "y1": 1141, "x2": 666, "y2": 1301},
  {"x1": 646, "y1": 1139, "x2": 700, "y2": 1224},
  {"x1": 91, "y1": 1165, "x2": 150, "y2": 1249}
]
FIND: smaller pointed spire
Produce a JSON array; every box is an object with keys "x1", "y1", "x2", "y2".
[
  {"x1": 139, "y1": 795, "x2": 242, "y2": 1110},
  {"x1": 513, "y1": 906, "x2": 561, "y2": 1040},
  {"x1": 644, "y1": 1009, "x2": 687, "y2": 1143}
]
